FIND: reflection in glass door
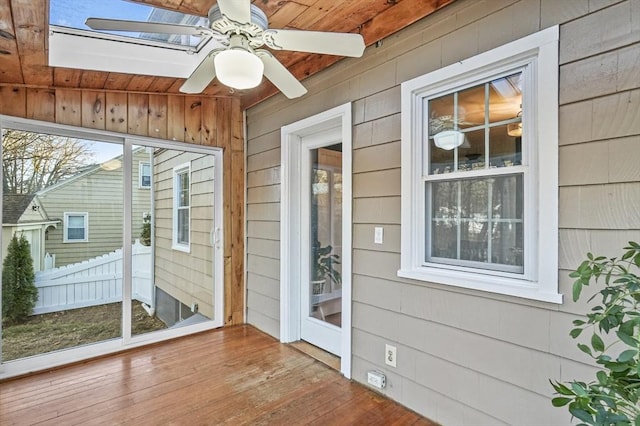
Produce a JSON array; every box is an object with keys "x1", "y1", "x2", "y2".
[
  {"x1": 130, "y1": 146, "x2": 219, "y2": 336},
  {"x1": 309, "y1": 146, "x2": 342, "y2": 327},
  {"x1": 300, "y1": 138, "x2": 343, "y2": 356},
  {"x1": 1, "y1": 121, "x2": 224, "y2": 374}
]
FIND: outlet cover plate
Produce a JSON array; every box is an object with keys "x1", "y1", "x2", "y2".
[{"x1": 385, "y1": 344, "x2": 397, "y2": 368}]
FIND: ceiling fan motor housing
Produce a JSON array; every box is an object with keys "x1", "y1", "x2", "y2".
[{"x1": 208, "y1": 4, "x2": 268, "y2": 47}]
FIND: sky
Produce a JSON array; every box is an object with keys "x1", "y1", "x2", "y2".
[
  {"x1": 49, "y1": 0, "x2": 152, "y2": 31},
  {"x1": 82, "y1": 140, "x2": 125, "y2": 164}
]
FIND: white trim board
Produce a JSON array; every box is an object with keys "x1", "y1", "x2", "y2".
[{"x1": 280, "y1": 103, "x2": 353, "y2": 378}]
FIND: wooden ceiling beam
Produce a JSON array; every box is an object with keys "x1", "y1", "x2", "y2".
[
  {"x1": 360, "y1": 0, "x2": 455, "y2": 45},
  {"x1": 0, "y1": 0, "x2": 23, "y2": 84}
]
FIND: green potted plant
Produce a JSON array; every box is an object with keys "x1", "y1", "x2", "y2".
[
  {"x1": 550, "y1": 241, "x2": 640, "y2": 425},
  {"x1": 311, "y1": 241, "x2": 342, "y2": 294}
]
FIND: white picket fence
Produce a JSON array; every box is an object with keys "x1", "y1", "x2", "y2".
[{"x1": 33, "y1": 240, "x2": 152, "y2": 315}]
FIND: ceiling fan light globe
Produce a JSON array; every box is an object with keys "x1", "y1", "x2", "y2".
[
  {"x1": 215, "y1": 49, "x2": 264, "y2": 90},
  {"x1": 433, "y1": 130, "x2": 465, "y2": 150}
]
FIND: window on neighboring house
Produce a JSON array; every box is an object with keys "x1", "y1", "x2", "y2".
[
  {"x1": 139, "y1": 162, "x2": 151, "y2": 188},
  {"x1": 173, "y1": 164, "x2": 190, "y2": 251},
  {"x1": 64, "y1": 212, "x2": 89, "y2": 242},
  {"x1": 399, "y1": 26, "x2": 562, "y2": 303}
]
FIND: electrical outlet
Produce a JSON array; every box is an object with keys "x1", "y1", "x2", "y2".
[
  {"x1": 385, "y1": 344, "x2": 397, "y2": 368},
  {"x1": 367, "y1": 370, "x2": 386, "y2": 389}
]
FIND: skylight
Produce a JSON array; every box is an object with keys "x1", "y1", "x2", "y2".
[{"x1": 49, "y1": 0, "x2": 208, "y2": 49}]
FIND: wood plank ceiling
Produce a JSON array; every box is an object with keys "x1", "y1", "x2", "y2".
[{"x1": 0, "y1": 0, "x2": 455, "y2": 109}]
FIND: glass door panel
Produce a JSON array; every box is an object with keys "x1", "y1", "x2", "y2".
[
  {"x1": 309, "y1": 146, "x2": 342, "y2": 327},
  {"x1": 1, "y1": 129, "x2": 123, "y2": 361},
  {"x1": 130, "y1": 147, "x2": 217, "y2": 336}
]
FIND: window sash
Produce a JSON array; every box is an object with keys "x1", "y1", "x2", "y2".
[
  {"x1": 140, "y1": 162, "x2": 151, "y2": 188},
  {"x1": 173, "y1": 166, "x2": 190, "y2": 249},
  {"x1": 400, "y1": 26, "x2": 561, "y2": 303},
  {"x1": 425, "y1": 173, "x2": 525, "y2": 273},
  {"x1": 64, "y1": 213, "x2": 88, "y2": 242}
]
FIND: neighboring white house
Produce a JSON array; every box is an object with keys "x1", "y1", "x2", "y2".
[
  {"x1": 1, "y1": 193, "x2": 58, "y2": 272},
  {"x1": 36, "y1": 148, "x2": 152, "y2": 266}
]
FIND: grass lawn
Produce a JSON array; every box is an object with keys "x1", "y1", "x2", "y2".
[{"x1": 2, "y1": 302, "x2": 167, "y2": 361}]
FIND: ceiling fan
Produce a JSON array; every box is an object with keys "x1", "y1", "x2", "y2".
[{"x1": 85, "y1": 0, "x2": 366, "y2": 99}]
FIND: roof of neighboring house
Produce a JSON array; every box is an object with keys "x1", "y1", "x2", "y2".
[
  {"x1": 2, "y1": 194, "x2": 36, "y2": 224},
  {"x1": 37, "y1": 146, "x2": 148, "y2": 196}
]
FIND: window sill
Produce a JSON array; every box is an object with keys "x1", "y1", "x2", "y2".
[
  {"x1": 172, "y1": 244, "x2": 191, "y2": 253},
  {"x1": 397, "y1": 267, "x2": 563, "y2": 304}
]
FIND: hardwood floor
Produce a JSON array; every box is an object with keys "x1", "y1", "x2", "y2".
[{"x1": 0, "y1": 325, "x2": 436, "y2": 425}]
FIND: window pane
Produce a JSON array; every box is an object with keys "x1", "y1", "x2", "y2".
[
  {"x1": 49, "y1": 0, "x2": 207, "y2": 48},
  {"x1": 430, "y1": 181, "x2": 459, "y2": 259},
  {"x1": 427, "y1": 93, "x2": 455, "y2": 134},
  {"x1": 457, "y1": 129, "x2": 485, "y2": 172},
  {"x1": 492, "y1": 174, "x2": 523, "y2": 220},
  {"x1": 428, "y1": 175, "x2": 524, "y2": 272},
  {"x1": 489, "y1": 73, "x2": 522, "y2": 124},
  {"x1": 68, "y1": 216, "x2": 85, "y2": 228},
  {"x1": 67, "y1": 228, "x2": 85, "y2": 240},
  {"x1": 177, "y1": 172, "x2": 189, "y2": 207},
  {"x1": 141, "y1": 163, "x2": 151, "y2": 187},
  {"x1": 430, "y1": 141, "x2": 455, "y2": 175},
  {"x1": 457, "y1": 84, "x2": 485, "y2": 129},
  {"x1": 489, "y1": 125, "x2": 522, "y2": 168},
  {"x1": 177, "y1": 209, "x2": 189, "y2": 244}
]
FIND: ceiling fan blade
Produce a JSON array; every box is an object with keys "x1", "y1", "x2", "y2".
[
  {"x1": 179, "y1": 50, "x2": 223, "y2": 94},
  {"x1": 263, "y1": 29, "x2": 365, "y2": 57},
  {"x1": 216, "y1": 0, "x2": 252, "y2": 24},
  {"x1": 86, "y1": 18, "x2": 205, "y2": 36},
  {"x1": 256, "y1": 50, "x2": 307, "y2": 99}
]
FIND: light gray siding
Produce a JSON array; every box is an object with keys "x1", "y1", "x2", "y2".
[
  {"x1": 245, "y1": 0, "x2": 640, "y2": 424},
  {"x1": 153, "y1": 150, "x2": 215, "y2": 319},
  {"x1": 39, "y1": 149, "x2": 151, "y2": 266}
]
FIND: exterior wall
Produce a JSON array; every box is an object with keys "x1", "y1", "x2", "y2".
[
  {"x1": 153, "y1": 151, "x2": 215, "y2": 321},
  {"x1": 2, "y1": 197, "x2": 52, "y2": 272},
  {"x1": 245, "y1": 0, "x2": 640, "y2": 424},
  {"x1": 38, "y1": 149, "x2": 151, "y2": 266}
]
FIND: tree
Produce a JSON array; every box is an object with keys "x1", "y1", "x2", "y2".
[
  {"x1": 2, "y1": 234, "x2": 38, "y2": 323},
  {"x1": 2, "y1": 129, "x2": 94, "y2": 194},
  {"x1": 550, "y1": 242, "x2": 640, "y2": 425}
]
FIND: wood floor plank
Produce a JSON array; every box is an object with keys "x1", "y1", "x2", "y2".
[{"x1": 0, "y1": 325, "x2": 436, "y2": 425}]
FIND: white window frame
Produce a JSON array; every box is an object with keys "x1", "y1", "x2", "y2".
[
  {"x1": 172, "y1": 163, "x2": 191, "y2": 252},
  {"x1": 49, "y1": 26, "x2": 220, "y2": 80},
  {"x1": 63, "y1": 212, "x2": 89, "y2": 243},
  {"x1": 139, "y1": 161, "x2": 151, "y2": 189},
  {"x1": 399, "y1": 26, "x2": 562, "y2": 304}
]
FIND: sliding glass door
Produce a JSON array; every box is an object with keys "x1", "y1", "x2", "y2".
[{"x1": 0, "y1": 118, "x2": 223, "y2": 378}]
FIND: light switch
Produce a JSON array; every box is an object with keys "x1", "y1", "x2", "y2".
[{"x1": 374, "y1": 226, "x2": 384, "y2": 244}]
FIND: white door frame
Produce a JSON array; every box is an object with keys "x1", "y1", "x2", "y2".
[
  {"x1": 0, "y1": 116, "x2": 225, "y2": 379},
  {"x1": 280, "y1": 103, "x2": 353, "y2": 378}
]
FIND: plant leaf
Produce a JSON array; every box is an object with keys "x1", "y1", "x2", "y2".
[
  {"x1": 617, "y1": 331, "x2": 639, "y2": 347},
  {"x1": 552, "y1": 397, "x2": 572, "y2": 407},
  {"x1": 569, "y1": 406, "x2": 594, "y2": 424},
  {"x1": 573, "y1": 280, "x2": 583, "y2": 302},
  {"x1": 617, "y1": 349, "x2": 638, "y2": 363},
  {"x1": 591, "y1": 333, "x2": 605, "y2": 352},
  {"x1": 570, "y1": 328, "x2": 584, "y2": 338},
  {"x1": 571, "y1": 382, "x2": 587, "y2": 397},
  {"x1": 578, "y1": 343, "x2": 593, "y2": 357}
]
